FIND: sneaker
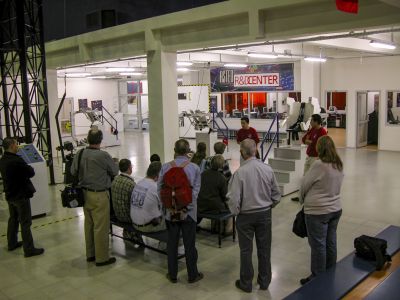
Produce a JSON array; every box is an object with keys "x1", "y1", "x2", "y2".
[
  {"x1": 24, "y1": 248, "x2": 44, "y2": 257},
  {"x1": 235, "y1": 280, "x2": 252, "y2": 293},
  {"x1": 291, "y1": 197, "x2": 300, "y2": 202},
  {"x1": 188, "y1": 272, "x2": 204, "y2": 284},
  {"x1": 300, "y1": 274, "x2": 314, "y2": 285},
  {"x1": 8, "y1": 241, "x2": 23, "y2": 251},
  {"x1": 166, "y1": 273, "x2": 178, "y2": 283},
  {"x1": 95, "y1": 257, "x2": 116, "y2": 266}
]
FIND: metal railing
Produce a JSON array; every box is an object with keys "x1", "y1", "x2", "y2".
[
  {"x1": 260, "y1": 113, "x2": 280, "y2": 163},
  {"x1": 211, "y1": 112, "x2": 229, "y2": 141},
  {"x1": 101, "y1": 106, "x2": 119, "y2": 137}
]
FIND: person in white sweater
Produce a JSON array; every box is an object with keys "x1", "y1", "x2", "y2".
[{"x1": 299, "y1": 135, "x2": 344, "y2": 285}]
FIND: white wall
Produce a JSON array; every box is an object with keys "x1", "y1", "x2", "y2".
[
  {"x1": 321, "y1": 56, "x2": 400, "y2": 151},
  {"x1": 57, "y1": 78, "x2": 119, "y2": 135},
  {"x1": 300, "y1": 60, "x2": 321, "y2": 101}
]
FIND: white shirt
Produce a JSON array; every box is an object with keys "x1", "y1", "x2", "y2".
[{"x1": 130, "y1": 178, "x2": 162, "y2": 225}]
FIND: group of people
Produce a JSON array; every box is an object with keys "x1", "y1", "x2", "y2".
[{"x1": 0, "y1": 111, "x2": 344, "y2": 293}]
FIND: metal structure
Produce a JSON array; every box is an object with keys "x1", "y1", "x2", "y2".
[{"x1": 0, "y1": 0, "x2": 54, "y2": 184}]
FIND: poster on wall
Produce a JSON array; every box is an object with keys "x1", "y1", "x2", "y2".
[
  {"x1": 210, "y1": 95, "x2": 218, "y2": 113},
  {"x1": 91, "y1": 100, "x2": 103, "y2": 111},
  {"x1": 78, "y1": 99, "x2": 88, "y2": 110},
  {"x1": 210, "y1": 63, "x2": 294, "y2": 92},
  {"x1": 127, "y1": 81, "x2": 143, "y2": 94}
]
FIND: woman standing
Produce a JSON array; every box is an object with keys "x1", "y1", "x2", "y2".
[{"x1": 299, "y1": 135, "x2": 344, "y2": 285}]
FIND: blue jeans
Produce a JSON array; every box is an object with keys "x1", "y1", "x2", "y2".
[{"x1": 305, "y1": 210, "x2": 342, "y2": 275}]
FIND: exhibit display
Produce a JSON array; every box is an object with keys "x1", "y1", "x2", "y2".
[{"x1": 17, "y1": 144, "x2": 50, "y2": 217}]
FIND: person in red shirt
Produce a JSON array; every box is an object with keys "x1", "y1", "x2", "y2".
[
  {"x1": 236, "y1": 117, "x2": 260, "y2": 159},
  {"x1": 292, "y1": 114, "x2": 327, "y2": 202}
]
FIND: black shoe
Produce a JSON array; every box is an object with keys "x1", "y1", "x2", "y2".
[
  {"x1": 95, "y1": 257, "x2": 116, "y2": 266},
  {"x1": 8, "y1": 241, "x2": 23, "y2": 251},
  {"x1": 188, "y1": 272, "x2": 204, "y2": 284},
  {"x1": 24, "y1": 248, "x2": 44, "y2": 257},
  {"x1": 291, "y1": 197, "x2": 300, "y2": 202},
  {"x1": 300, "y1": 274, "x2": 314, "y2": 285},
  {"x1": 257, "y1": 277, "x2": 269, "y2": 290},
  {"x1": 166, "y1": 273, "x2": 177, "y2": 283},
  {"x1": 235, "y1": 280, "x2": 252, "y2": 293},
  {"x1": 86, "y1": 256, "x2": 95, "y2": 262}
]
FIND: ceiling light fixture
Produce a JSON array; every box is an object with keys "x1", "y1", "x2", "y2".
[
  {"x1": 304, "y1": 57, "x2": 327, "y2": 63},
  {"x1": 224, "y1": 63, "x2": 247, "y2": 68},
  {"x1": 177, "y1": 67, "x2": 190, "y2": 72},
  {"x1": 119, "y1": 72, "x2": 142, "y2": 76},
  {"x1": 177, "y1": 62, "x2": 193, "y2": 66},
  {"x1": 248, "y1": 53, "x2": 278, "y2": 59},
  {"x1": 87, "y1": 76, "x2": 107, "y2": 79},
  {"x1": 106, "y1": 67, "x2": 135, "y2": 72},
  {"x1": 65, "y1": 72, "x2": 91, "y2": 77},
  {"x1": 369, "y1": 40, "x2": 396, "y2": 50}
]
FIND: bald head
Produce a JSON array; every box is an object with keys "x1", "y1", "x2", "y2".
[{"x1": 240, "y1": 139, "x2": 256, "y2": 159}]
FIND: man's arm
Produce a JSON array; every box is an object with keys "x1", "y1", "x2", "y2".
[
  {"x1": 252, "y1": 128, "x2": 260, "y2": 144},
  {"x1": 227, "y1": 172, "x2": 241, "y2": 215},
  {"x1": 70, "y1": 149, "x2": 81, "y2": 176},
  {"x1": 270, "y1": 173, "x2": 281, "y2": 207},
  {"x1": 105, "y1": 153, "x2": 119, "y2": 177}
]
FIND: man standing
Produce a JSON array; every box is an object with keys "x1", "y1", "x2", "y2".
[
  {"x1": 158, "y1": 139, "x2": 203, "y2": 284},
  {"x1": 71, "y1": 129, "x2": 118, "y2": 266},
  {"x1": 0, "y1": 137, "x2": 44, "y2": 257},
  {"x1": 131, "y1": 161, "x2": 165, "y2": 233},
  {"x1": 227, "y1": 139, "x2": 281, "y2": 293},
  {"x1": 111, "y1": 159, "x2": 136, "y2": 223},
  {"x1": 237, "y1": 117, "x2": 260, "y2": 159},
  {"x1": 292, "y1": 114, "x2": 327, "y2": 201}
]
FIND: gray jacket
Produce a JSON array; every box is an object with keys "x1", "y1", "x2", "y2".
[
  {"x1": 300, "y1": 160, "x2": 343, "y2": 215},
  {"x1": 227, "y1": 157, "x2": 281, "y2": 215}
]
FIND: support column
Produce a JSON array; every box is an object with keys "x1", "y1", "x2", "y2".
[
  {"x1": 46, "y1": 69, "x2": 60, "y2": 158},
  {"x1": 147, "y1": 47, "x2": 179, "y2": 162},
  {"x1": 300, "y1": 60, "x2": 321, "y2": 101}
]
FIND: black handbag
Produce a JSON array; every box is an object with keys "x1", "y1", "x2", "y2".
[
  {"x1": 292, "y1": 207, "x2": 307, "y2": 238},
  {"x1": 61, "y1": 149, "x2": 85, "y2": 208},
  {"x1": 354, "y1": 235, "x2": 392, "y2": 270}
]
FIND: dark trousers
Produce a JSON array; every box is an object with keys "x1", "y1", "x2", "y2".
[
  {"x1": 237, "y1": 209, "x2": 272, "y2": 291},
  {"x1": 166, "y1": 217, "x2": 199, "y2": 280},
  {"x1": 7, "y1": 199, "x2": 34, "y2": 253},
  {"x1": 305, "y1": 210, "x2": 342, "y2": 275}
]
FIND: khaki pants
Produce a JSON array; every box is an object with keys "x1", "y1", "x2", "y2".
[
  {"x1": 304, "y1": 156, "x2": 317, "y2": 175},
  {"x1": 83, "y1": 190, "x2": 110, "y2": 263}
]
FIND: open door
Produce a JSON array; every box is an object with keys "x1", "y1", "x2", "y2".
[{"x1": 356, "y1": 92, "x2": 368, "y2": 148}]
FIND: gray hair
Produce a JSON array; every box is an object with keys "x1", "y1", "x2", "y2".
[{"x1": 240, "y1": 139, "x2": 256, "y2": 158}]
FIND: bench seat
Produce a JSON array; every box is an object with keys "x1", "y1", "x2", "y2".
[{"x1": 197, "y1": 211, "x2": 236, "y2": 248}]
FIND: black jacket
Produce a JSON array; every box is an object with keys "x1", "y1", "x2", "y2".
[
  {"x1": 197, "y1": 169, "x2": 228, "y2": 213},
  {"x1": 0, "y1": 152, "x2": 36, "y2": 200}
]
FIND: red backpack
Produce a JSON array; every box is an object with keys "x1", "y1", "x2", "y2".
[{"x1": 160, "y1": 161, "x2": 192, "y2": 210}]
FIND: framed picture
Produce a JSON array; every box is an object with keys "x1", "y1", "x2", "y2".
[
  {"x1": 127, "y1": 95, "x2": 138, "y2": 105},
  {"x1": 78, "y1": 99, "x2": 88, "y2": 110},
  {"x1": 91, "y1": 100, "x2": 103, "y2": 111}
]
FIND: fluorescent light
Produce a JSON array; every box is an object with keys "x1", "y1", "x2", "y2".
[
  {"x1": 177, "y1": 68, "x2": 190, "y2": 72},
  {"x1": 66, "y1": 72, "x2": 91, "y2": 77},
  {"x1": 87, "y1": 76, "x2": 107, "y2": 79},
  {"x1": 369, "y1": 40, "x2": 396, "y2": 50},
  {"x1": 248, "y1": 53, "x2": 278, "y2": 59},
  {"x1": 304, "y1": 57, "x2": 327, "y2": 62},
  {"x1": 119, "y1": 72, "x2": 142, "y2": 76},
  {"x1": 224, "y1": 63, "x2": 247, "y2": 68},
  {"x1": 177, "y1": 61, "x2": 193, "y2": 66},
  {"x1": 106, "y1": 67, "x2": 135, "y2": 72}
]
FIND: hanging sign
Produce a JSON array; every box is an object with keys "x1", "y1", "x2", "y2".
[{"x1": 210, "y1": 63, "x2": 294, "y2": 92}]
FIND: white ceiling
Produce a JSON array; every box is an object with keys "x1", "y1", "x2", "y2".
[{"x1": 58, "y1": 28, "x2": 400, "y2": 78}]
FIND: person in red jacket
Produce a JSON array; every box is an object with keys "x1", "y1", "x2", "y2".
[
  {"x1": 237, "y1": 117, "x2": 260, "y2": 159},
  {"x1": 292, "y1": 114, "x2": 327, "y2": 202}
]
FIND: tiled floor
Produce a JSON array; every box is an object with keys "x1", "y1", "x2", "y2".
[{"x1": 0, "y1": 131, "x2": 399, "y2": 299}]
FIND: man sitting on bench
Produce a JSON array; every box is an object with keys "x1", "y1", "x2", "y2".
[{"x1": 130, "y1": 162, "x2": 166, "y2": 233}]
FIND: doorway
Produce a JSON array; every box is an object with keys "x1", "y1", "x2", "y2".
[
  {"x1": 356, "y1": 91, "x2": 379, "y2": 149},
  {"x1": 326, "y1": 91, "x2": 347, "y2": 148}
]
